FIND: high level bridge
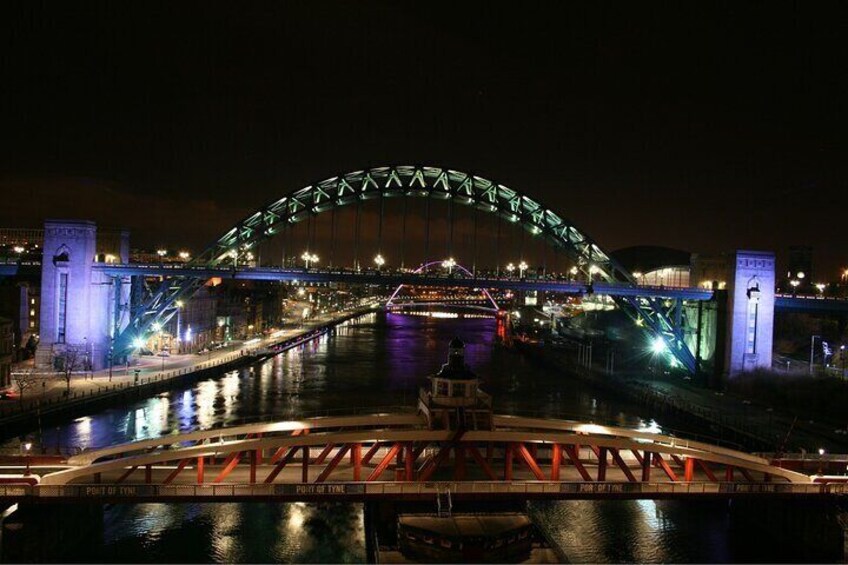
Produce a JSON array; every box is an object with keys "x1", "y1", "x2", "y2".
[
  {"x1": 2, "y1": 408, "x2": 837, "y2": 504},
  {"x1": 1, "y1": 164, "x2": 841, "y2": 377}
]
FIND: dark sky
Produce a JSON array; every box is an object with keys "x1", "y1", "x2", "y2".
[{"x1": 1, "y1": 2, "x2": 846, "y2": 275}]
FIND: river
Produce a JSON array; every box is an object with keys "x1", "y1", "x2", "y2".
[{"x1": 22, "y1": 313, "x2": 825, "y2": 563}]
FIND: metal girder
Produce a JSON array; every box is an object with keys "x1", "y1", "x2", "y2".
[{"x1": 113, "y1": 165, "x2": 700, "y2": 372}]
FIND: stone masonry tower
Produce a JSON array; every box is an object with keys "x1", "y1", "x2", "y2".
[
  {"x1": 36, "y1": 220, "x2": 127, "y2": 370},
  {"x1": 724, "y1": 250, "x2": 775, "y2": 377}
]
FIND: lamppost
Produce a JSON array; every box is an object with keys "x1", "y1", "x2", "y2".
[
  {"x1": 374, "y1": 254, "x2": 385, "y2": 271},
  {"x1": 518, "y1": 261, "x2": 528, "y2": 279},
  {"x1": 178, "y1": 251, "x2": 190, "y2": 261},
  {"x1": 443, "y1": 257, "x2": 456, "y2": 276},
  {"x1": 156, "y1": 249, "x2": 167, "y2": 263},
  {"x1": 810, "y1": 334, "x2": 821, "y2": 374},
  {"x1": 790, "y1": 279, "x2": 800, "y2": 296},
  {"x1": 152, "y1": 322, "x2": 165, "y2": 372},
  {"x1": 22, "y1": 441, "x2": 32, "y2": 476},
  {"x1": 506, "y1": 263, "x2": 515, "y2": 276},
  {"x1": 301, "y1": 251, "x2": 319, "y2": 269},
  {"x1": 175, "y1": 300, "x2": 184, "y2": 354}
]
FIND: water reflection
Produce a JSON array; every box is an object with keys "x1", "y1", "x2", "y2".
[{"x1": 15, "y1": 313, "x2": 785, "y2": 563}]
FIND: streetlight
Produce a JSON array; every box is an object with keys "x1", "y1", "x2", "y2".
[
  {"x1": 22, "y1": 441, "x2": 32, "y2": 475},
  {"x1": 810, "y1": 334, "x2": 821, "y2": 374},
  {"x1": 301, "y1": 251, "x2": 319, "y2": 269},
  {"x1": 815, "y1": 283, "x2": 826, "y2": 294},
  {"x1": 151, "y1": 322, "x2": 165, "y2": 372},
  {"x1": 156, "y1": 249, "x2": 167, "y2": 261},
  {"x1": 518, "y1": 261, "x2": 528, "y2": 278},
  {"x1": 443, "y1": 257, "x2": 456, "y2": 275},
  {"x1": 790, "y1": 279, "x2": 800, "y2": 295},
  {"x1": 178, "y1": 251, "x2": 190, "y2": 261},
  {"x1": 374, "y1": 254, "x2": 385, "y2": 270},
  {"x1": 506, "y1": 263, "x2": 515, "y2": 276},
  {"x1": 13, "y1": 245, "x2": 24, "y2": 254}
]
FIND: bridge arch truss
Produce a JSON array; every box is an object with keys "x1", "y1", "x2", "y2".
[{"x1": 117, "y1": 165, "x2": 698, "y2": 372}]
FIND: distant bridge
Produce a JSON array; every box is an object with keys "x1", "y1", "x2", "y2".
[{"x1": 3, "y1": 408, "x2": 839, "y2": 503}]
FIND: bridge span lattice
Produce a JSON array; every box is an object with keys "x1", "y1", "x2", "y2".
[{"x1": 3, "y1": 408, "x2": 830, "y2": 503}]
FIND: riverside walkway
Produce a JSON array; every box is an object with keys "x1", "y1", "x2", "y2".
[{"x1": 0, "y1": 307, "x2": 376, "y2": 436}]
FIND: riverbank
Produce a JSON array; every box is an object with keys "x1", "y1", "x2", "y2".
[
  {"x1": 0, "y1": 307, "x2": 377, "y2": 444},
  {"x1": 512, "y1": 341, "x2": 848, "y2": 454}
]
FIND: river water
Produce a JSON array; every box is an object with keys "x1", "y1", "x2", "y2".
[{"x1": 28, "y1": 313, "x2": 824, "y2": 563}]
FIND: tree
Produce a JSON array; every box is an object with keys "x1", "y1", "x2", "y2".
[
  {"x1": 59, "y1": 346, "x2": 85, "y2": 394},
  {"x1": 12, "y1": 368, "x2": 38, "y2": 405}
]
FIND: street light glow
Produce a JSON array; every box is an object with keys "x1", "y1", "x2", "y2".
[
  {"x1": 651, "y1": 336, "x2": 667, "y2": 355},
  {"x1": 156, "y1": 249, "x2": 167, "y2": 257},
  {"x1": 13, "y1": 245, "x2": 25, "y2": 254},
  {"x1": 178, "y1": 251, "x2": 190, "y2": 260},
  {"x1": 374, "y1": 254, "x2": 385, "y2": 267},
  {"x1": 301, "y1": 251, "x2": 319, "y2": 268}
]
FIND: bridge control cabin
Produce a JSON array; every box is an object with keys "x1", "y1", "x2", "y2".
[{"x1": 418, "y1": 338, "x2": 493, "y2": 430}]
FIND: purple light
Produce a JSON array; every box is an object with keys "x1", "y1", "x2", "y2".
[{"x1": 386, "y1": 260, "x2": 499, "y2": 311}]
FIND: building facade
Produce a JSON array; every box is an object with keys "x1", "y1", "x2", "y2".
[{"x1": 0, "y1": 316, "x2": 13, "y2": 388}]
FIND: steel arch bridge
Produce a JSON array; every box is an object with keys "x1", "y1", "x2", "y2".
[
  {"x1": 386, "y1": 260, "x2": 501, "y2": 313},
  {"x1": 116, "y1": 165, "x2": 698, "y2": 371}
]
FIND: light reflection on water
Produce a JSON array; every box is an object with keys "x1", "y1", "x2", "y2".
[{"x1": 13, "y1": 313, "x2": 814, "y2": 563}]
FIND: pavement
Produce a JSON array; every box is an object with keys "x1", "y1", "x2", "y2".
[{"x1": 1, "y1": 308, "x2": 371, "y2": 416}]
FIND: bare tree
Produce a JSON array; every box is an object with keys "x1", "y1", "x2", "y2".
[
  {"x1": 59, "y1": 346, "x2": 85, "y2": 394},
  {"x1": 12, "y1": 368, "x2": 38, "y2": 405}
]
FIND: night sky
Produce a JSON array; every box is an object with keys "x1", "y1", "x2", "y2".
[{"x1": 1, "y1": 2, "x2": 846, "y2": 275}]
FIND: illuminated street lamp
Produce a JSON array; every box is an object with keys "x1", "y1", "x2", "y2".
[
  {"x1": 156, "y1": 249, "x2": 167, "y2": 260},
  {"x1": 301, "y1": 251, "x2": 319, "y2": 269},
  {"x1": 443, "y1": 257, "x2": 456, "y2": 275},
  {"x1": 790, "y1": 279, "x2": 800, "y2": 295},
  {"x1": 374, "y1": 254, "x2": 385, "y2": 270},
  {"x1": 518, "y1": 261, "x2": 528, "y2": 278},
  {"x1": 178, "y1": 251, "x2": 191, "y2": 261},
  {"x1": 506, "y1": 263, "x2": 516, "y2": 276},
  {"x1": 815, "y1": 283, "x2": 826, "y2": 293},
  {"x1": 13, "y1": 245, "x2": 24, "y2": 254}
]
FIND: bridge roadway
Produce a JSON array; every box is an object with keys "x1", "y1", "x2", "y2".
[
  {"x1": 94, "y1": 263, "x2": 714, "y2": 300},
  {"x1": 2, "y1": 409, "x2": 841, "y2": 503},
  {"x1": 6, "y1": 261, "x2": 847, "y2": 312}
]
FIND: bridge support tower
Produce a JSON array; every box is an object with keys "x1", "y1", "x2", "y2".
[
  {"x1": 724, "y1": 250, "x2": 775, "y2": 378},
  {"x1": 36, "y1": 220, "x2": 129, "y2": 371}
]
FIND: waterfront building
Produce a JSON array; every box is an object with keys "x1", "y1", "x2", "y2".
[{"x1": 0, "y1": 316, "x2": 12, "y2": 388}]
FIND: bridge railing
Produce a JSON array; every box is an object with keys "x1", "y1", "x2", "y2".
[{"x1": 0, "y1": 481, "x2": 840, "y2": 501}]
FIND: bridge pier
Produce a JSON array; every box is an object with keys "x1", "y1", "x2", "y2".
[
  {"x1": 728, "y1": 497, "x2": 847, "y2": 562},
  {"x1": 723, "y1": 250, "x2": 775, "y2": 379},
  {"x1": 36, "y1": 220, "x2": 129, "y2": 371}
]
